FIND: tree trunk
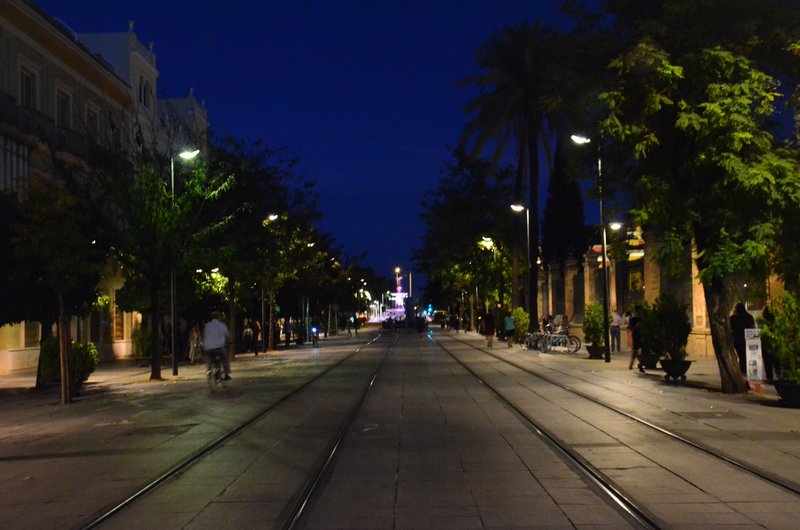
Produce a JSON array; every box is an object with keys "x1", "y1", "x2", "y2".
[
  {"x1": 703, "y1": 278, "x2": 748, "y2": 394},
  {"x1": 469, "y1": 291, "x2": 476, "y2": 332},
  {"x1": 268, "y1": 293, "x2": 276, "y2": 352},
  {"x1": 149, "y1": 279, "x2": 162, "y2": 380},
  {"x1": 58, "y1": 295, "x2": 71, "y2": 404},
  {"x1": 228, "y1": 292, "x2": 237, "y2": 362}
]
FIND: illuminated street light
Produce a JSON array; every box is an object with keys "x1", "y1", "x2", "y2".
[
  {"x1": 170, "y1": 148, "x2": 199, "y2": 376},
  {"x1": 572, "y1": 134, "x2": 611, "y2": 363},
  {"x1": 511, "y1": 203, "x2": 534, "y2": 331}
]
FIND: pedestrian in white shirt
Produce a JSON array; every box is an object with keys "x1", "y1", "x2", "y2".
[{"x1": 611, "y1": 308, "x2": 622, "y2": 352}]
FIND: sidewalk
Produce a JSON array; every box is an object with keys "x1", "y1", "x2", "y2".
[
  {"x1": 0, "y1": 325, "x2": 363, "y2": 394},
  {"x1": 0, "y1": 327, "x2": 795, "y2": 529},
  {"x1": 458, "y1": 329, "x2": 783, "y2": 401},
  {"x1": 0, "y1": 327, "x2": 779, "y2": 400}
]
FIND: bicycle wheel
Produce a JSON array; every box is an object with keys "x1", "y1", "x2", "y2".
[
  {"x1": 539, "y1": 336, "x2": 550, "y2": 353},
  {"x1": 207, "y1": 360, "x2": 222, "y2": 391},
  {"x1": 567, "y1": 336, "x2": 581, "y2": 353},
  {"x1": 524, "y1": 333, "x2": 536, "y2": 350}
]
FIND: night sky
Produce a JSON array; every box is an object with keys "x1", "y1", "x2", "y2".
[{"x1": 35, "y1": 0, "x2": 566, "y2": 282}]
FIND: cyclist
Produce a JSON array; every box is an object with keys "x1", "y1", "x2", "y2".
[{"x1": 203, "y1": 311, "x2": 231, "y2": 380}]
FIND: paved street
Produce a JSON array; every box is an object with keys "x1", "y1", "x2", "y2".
[{"x1": 1, "y1": 327, "x2": 798, "y2": 529}]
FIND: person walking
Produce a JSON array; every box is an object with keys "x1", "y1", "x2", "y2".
[
  {"x1": 730, "y1": 302, "x2": 755, "y2": 375},
  {"x1": 188, "y1": 323, "x2": 203, "y2": 364},
  {"x1": 484, "y1": 311, "x2": 496, "y2": 348},
  {"x1": 627, "y1": 306, "x2": 642, "y2": 372},
  {"x1": 504, "y1": 312, "x2": 516, "y2": 348},
  {"x1": 243, "y1": 319, "x2": 254, "y2": 353},
  {"x1": 610, "y1": 308, "x2": 622, "y2": 352}
]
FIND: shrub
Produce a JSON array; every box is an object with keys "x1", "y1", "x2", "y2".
[
  {"x1": 639, "y1": 294, "x2": 691, "y2": 361},
  {"x1": 759, "y1": 291, "x2": 800, "y2": 384},
  {"x1": 582, "y1": 302, "x2": 605, "y2": 345},
  {"x1": 132, "y1": 325, "x2": 152, "y2": 358},
  {"x1": 511, "y1": 307, "x2": 529, "y2": 342},
  {"x1": 37, "y1": 337, "x2": 61, "y2": 386},
  {"x1": 69, "y1": 341, "x2": 99, "y2": 386},
  {"x1": 36, "y1": 337, "x2": 99, "y2": 387}
]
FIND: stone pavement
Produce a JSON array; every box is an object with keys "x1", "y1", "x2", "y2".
[
  {"x1": 1, "y1": 326, "x2": 797, "y2": 529},
  {"x1": 0, "y1": 321, "x2": 763, "y2": 397}
]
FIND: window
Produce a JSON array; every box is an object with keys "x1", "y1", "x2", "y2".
[
  {"x1": 114, "y1": 304, "x2": 125, "y2": 340},
  {"x1": 138, "y1": 76, "x2": 144, "y2": 104},
  {"x1": 86, "y1": 107, "x2": 99, "y2": 137},
  {"x1": 19, "y1": 66, "x2": 37, "y2": 108},
  {"x1": 0, "y1": 136, "x2": 29, "y2": 192},
  {"x1": 144, "y1": 80, "x2": 152, "y2": 108},
  {"x1": 56, "y1": 90, "x2": 71, "y2": 128},
  {"x1": 24, "y1": 321, "x2": 40, "y2": 348}
]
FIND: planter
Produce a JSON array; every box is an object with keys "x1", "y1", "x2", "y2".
[
  {"x1": 660, "y1": 359, "x2": 693, "y2": 382},
  {"x1": 773, "y1": 381, "x2": 800, "y2": 408},
  {"x1": 586, "y1": 345, "x2": 605, "y2": 359}
]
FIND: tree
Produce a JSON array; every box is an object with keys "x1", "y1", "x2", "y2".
[
  {"x1": 195, "y1": 136, "x2": 318, "y2": 354},
  {"x1": 414, "y1": 151, "x2": 514, "y2": 317},
  {"x1": 597, "y1": 0, "x2": 800, "y2": 393},
  {"x1": 103, "y1": 157, "x2": 235, "y2": 380},
  {"x1": 460, "y1": 22, "x2": 583, "y2": 330},
  {"x1": 14, "y1": 176, "x2": 104, "y2": 402}
]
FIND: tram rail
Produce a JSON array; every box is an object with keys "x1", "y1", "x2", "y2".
[
  {"x1": 436, "y1": 332, "x2": 800, "y2": 527},
  {"x1": 80, "y1": 333, "x2": 396, "y2": 530},
  {"x1": 442, "y1": 332, "x2": 800, "y2": 498}
]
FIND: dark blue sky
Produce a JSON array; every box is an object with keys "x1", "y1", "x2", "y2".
[{"x1": 36, "y1": 0, "x2": 566, "y2": 279}]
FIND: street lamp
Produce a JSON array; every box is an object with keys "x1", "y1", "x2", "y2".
[
  {"x1": 571, "y1": 134, "x2": 611, "y2": 363},
  {"x1": 511, "y1": 203, "x2": 535, "y2": 332},
  {"x1": 170, "y1": 148, "x2": 199, "y2": 376}
]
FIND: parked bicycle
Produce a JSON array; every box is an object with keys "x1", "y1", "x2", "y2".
[{"x1": 524, "y1": 329, "x2": 581, "y2": 354}]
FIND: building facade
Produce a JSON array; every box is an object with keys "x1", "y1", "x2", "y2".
[{"x1": 0, "y1": 1, "x2": 208, "y2": 374}]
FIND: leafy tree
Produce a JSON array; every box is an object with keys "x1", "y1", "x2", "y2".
[
  {"x1": 460, "y1": 21, "x2": 592, "y2": 329},
  {"x1": 596, "y1": 0, "x2": 800, "y2": 393},
  {"x1": 414, "y1": 151, "x2": 514, "y2": 317},
  {"x1": 195, "y1": 137, "x2": 318, "y2": 353},
  {"x1": 102, "y1": 157, "x2": 235, "y2": 380},
  {"x1": 14, "y1": 176, "x2": 104, "y2": 401}
]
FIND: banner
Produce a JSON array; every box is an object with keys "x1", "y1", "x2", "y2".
[{"x1": 745, "y1": 328, "x2": 765, "y2": 391}]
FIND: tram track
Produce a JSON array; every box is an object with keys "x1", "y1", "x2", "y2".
[
  {"x1": 431, "y1": 334, "x2": 658, "y2": 529},
  {"x1": 79, "y1": 333, "x2": 397, "y2": 530},
  {"x1": 443, "y1": 332, "x2": 800, "y2": 497},
  {"x1": 435, "y1": 332, "x2": 800, "y2": 528}
]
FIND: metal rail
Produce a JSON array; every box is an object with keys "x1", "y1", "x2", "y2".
[
  {"x1": 432, "y1": 336, "x2": 660, "y2": 529},
  {"x1": 80, "y1": 334, "x2": 387, "y2": 530},
  {"x1": 283, "y1": 332, "x2": 399, "y2": 529},
  {"x1": 444, "y1": 332, "x2": 800, "y2": 498}
]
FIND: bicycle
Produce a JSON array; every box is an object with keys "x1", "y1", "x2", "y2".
[
  {"x1": 206, "y1": 348, "x2": 226, "y2": 391},
  {"x1": 524, "y1": 331, "x2": 548, "y2": 351},
  {"x1": 524, "y1": 330, "x2": 581, "y2": 354}
]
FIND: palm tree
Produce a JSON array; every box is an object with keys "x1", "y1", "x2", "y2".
[{"x1": 460, "y1": 21, "x2": 569, "y2": 331}]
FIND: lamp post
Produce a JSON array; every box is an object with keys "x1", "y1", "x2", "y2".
[
  {"x1": 170, "y1": 148, "x2": 200, "y2": 376},
  {"x1": 511, "y1": 203, "x2": 534, "y2": 332},
  {"x1": 571, "y1": 135, "x2": 611, "y2": 363}
]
